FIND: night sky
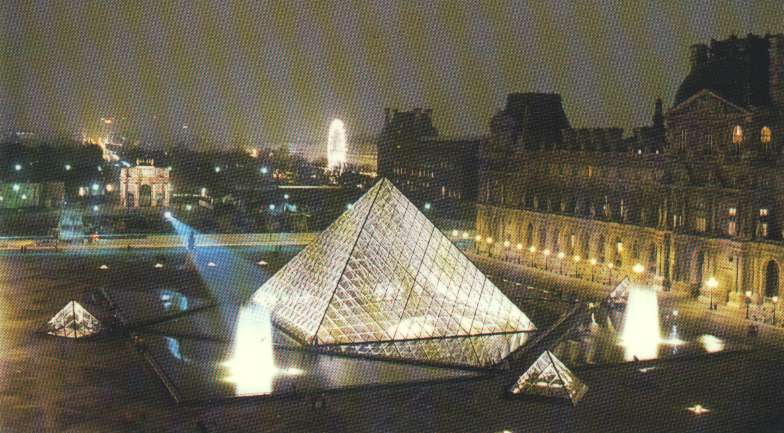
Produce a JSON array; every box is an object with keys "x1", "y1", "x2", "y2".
[{"x1": 1, "y1": 0, "x2": 782, "y2": 148}]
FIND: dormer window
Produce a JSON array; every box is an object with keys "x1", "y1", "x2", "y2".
[
  {"x1": 761, "y1": 126, "x2": 772, "y2": 151},
  {"x1": 732, "y1": 126, "x2": 743, "y2": 144}
]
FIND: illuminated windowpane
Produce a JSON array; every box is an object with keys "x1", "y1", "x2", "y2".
[
  {"x1": 732, "y1": 125, "x2": 743, "y2": 144},
  {"x1": 761, "y1": 126, "x2": 772, "y2": 144}
]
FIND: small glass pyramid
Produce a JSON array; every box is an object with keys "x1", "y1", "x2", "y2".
[
  {"x1": 509, "y1": 350, "x2": 588, "y2": 405},
  {"x1": 252, "y1": 178, "x2": 535, "y2": 368},
  {"x1": 609, "y1": 277, "x2": 631, "y2": 302},
  {"x1": 46, "y1": 301, "x2": 102, "y2": 339}
]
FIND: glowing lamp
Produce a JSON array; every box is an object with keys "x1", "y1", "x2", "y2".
[
  {"x1": 557, "y1": 252, "x2": 565, "y2": 259},
  {"x1": 164, "y1": 211, "x2": 173, "y2": 219},
  {"x1": 633, "y1": 263, "x2": 645, "y2": 274}
]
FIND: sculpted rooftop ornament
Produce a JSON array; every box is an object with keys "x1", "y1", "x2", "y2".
[{"x1": 252, "y1": 178, "x2": 535, "y2": 368}]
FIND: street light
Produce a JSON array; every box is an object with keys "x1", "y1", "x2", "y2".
[
  {"x1": 706, "y1": 277, "x2": 719, "y2": 310},
  {"x1": 543, "y1": 249, "x2": 551, "y2": 271},
  {"x1": 573, "y1": 255, "x2": 581, "y2": 278},
  {"x1": 589, "y1": 258, "x2": 597, "y2": 282},
  {"x1": 557, "y1": 251, "x2": 565, "y2": 273},
  {"x1": 633, "y1": 262, "x2": 645, "y2": 274},
  {"x1": 607, "y1": 262, "x2": 614, "y2": 285},
  {"x1": 745, "y1": 290, "x2": 752, "y2": 319},
  {"x1": 773, "y1": 296, "x2": 779, "y2": 324}
]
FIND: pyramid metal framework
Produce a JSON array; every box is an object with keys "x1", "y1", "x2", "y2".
[
  {"x1": 509, "y1": 350, "x2": 588, "y2": 405},
  {"x1": 46, "y1": 301, "x2": 102, "y2": 339},
  {"x1": 252, "y1": 179, "x2": 535, "y2": 368}
]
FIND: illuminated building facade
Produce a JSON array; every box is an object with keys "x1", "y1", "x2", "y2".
[
  {"x1": 252, "y1": 179, "x2": 535, "y2": 368},
  {"x1": 119, "y1": 159, "x2": 172, "y2": 208},
  {"x1": 477, "y1": 34, "x2": 784, "y2": 307}
]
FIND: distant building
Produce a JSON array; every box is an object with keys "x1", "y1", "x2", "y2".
[
  {"x1": 476, "y1": 33, "x2": 784, "y2": 306},
  {"x1": 0, "y1": 182, "x2": 64, "y2": 209},
  {"x1": 119, "y1": 160, "x2": 171, "y2": 208},
  {"x1": 377, "y1": 108, "x2": 480, "y2": 204}
]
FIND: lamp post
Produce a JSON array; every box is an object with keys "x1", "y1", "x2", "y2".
[
  {"x1": 503, "y1": 240, "x2": 510, "y2": 261},
  {"x1": 516, "y1": 243, "x2": 523, "y2": 264},
  {"x1": 706, "y1": 277, "x2": 718, "y2": 311},
  {"x1": 543, "y1": 249, "x2": 551, "y2": 271},
  {"x1": 607, "y1": 262, "x2": 614, "y2": 285},
  {"x1": 773, "y1": 296, "x2": 779, "y2": 324},
  {"x1": 486, "y1": 237, "x2": 494, "y2": 257},
  {"x1": 589, "y1": 258, "x2": 597, "y2": 282},
  {"x1": 528, "y1": 246, "x2": 537, "y2": 267},
  {"x1": 745, "y1": 290, "x2": 752, "y2": 320},
  {"x1": 633, "y1": 262, "x2": 645, "y2": 284},
  {"x1": 573, "y1": 255, "x2": 581, "y2": 278},
  {"x1": 557, "y1": 252, "x2": 565, "y2": 274}
]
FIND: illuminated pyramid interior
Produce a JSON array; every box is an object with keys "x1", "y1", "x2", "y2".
[
  {"x1": 252, "y1": 178, "x2": 535, "y2": 368},
  {"x1": 509, "y1": 350, "x2": 587, "y2": 405},
  {"x1": 46, "y1": 301, "x2": 102, "y2": 339}
]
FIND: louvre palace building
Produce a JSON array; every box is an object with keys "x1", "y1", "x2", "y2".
[{"x1": 475, "y1": 33, "x2": 784, "y2": 307}]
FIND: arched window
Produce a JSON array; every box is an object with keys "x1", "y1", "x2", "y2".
[
  {"x1": 647, "y1": 244, "x2": 658, "y2": 274},
  {"x1": 597, "y1": 235, "x2": 606, "y2": 263},
  {"x1": 761, "y1": 126, "x2": 772, "y2": 151},
  {"x1": 732, "y1": 125, "x2": 743, "y2": 145},
  {"x1": 581, "y1": 233, "x2": 590, "y2": 258},
  {"x1": 766, "y1": 260, "x2": 779, "y2": 298}
]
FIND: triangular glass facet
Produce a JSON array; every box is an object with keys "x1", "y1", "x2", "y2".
[
  {"x1": 46, "y1": 301, "x2": 102, "y2": 339},
  {"x1": 252, "y1": 178, "x2": 535, "y2": 367},
  {"x1": 510, "y1": 350, "x2": 588, "y2": 405}
]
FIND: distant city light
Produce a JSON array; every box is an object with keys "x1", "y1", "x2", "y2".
[
  {"x1": 283, "y1": 194, "x2": 290, "y2": 200},
  {"x1": 92, "y1": 205, "x2": 99, "y2": 211},
  {"x1": 346, "y1": 203, "x2": 354, "y2": 210},
  {"x1": 164, "y1": 211, "x2": 173, "y2": 219},
  {"x1": 91, "y1": 183, "x2": 100, "y2": 191},
  {"x1": 260, "y1": 166, "x2": 269, "y2": 175},
  {"x1": 451, "y1": 229, "x2": 459, "y2": 237},
  {"x1": 64, "y1": 164, "x2": 71, "y2": 171},
  {"x1": 97, "y1": 166, "x2": 102, "y2": 172},
  {"x1": 462, "y1": 231, "x2": 469, "y2": 239},
  {"x1": 185, "y1": 204, "x2": 193, "y2": 211},
  {"x1": 200, "y1": 187, "x2": 207, "y2": 196},
  {"x1": 687, "y1": 404, "x2": 711, "y2": 415},
  {"x1": 269, "y1": 204, "x2": 276, "y2": 211},
  {"x1": 14, "y1": 164, "x2": 21, "y2": 171},
  {"x1": 105, "y1": 184, "x2": 114, "y2": 192},
  {"x1": 12, "y1": 184, "x2": 20, "y2": 192},
  {"x1": 424, "y1": 202, "x2": 432, "y2": 210},
  {"x1": 214, "y1": 166, "x2": 221, "y2": 173},
  {"x1": 20, "y1": 194, "x2": 27, "y2": 200}
]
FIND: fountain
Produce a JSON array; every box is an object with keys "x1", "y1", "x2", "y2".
[
  {"x1": 327, "y1": 119, "x2": 347, "y2": 173},
  {"x1": 620, "y1": 285, "x2": 663, "y2": 361}
]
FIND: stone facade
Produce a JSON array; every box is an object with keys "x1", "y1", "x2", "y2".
[
  {"x1": 119, "y1": 160, "x2": 171, "y2": 208},
  {"x1": 476, "y1": 34, "x2": 784, "y2": 307}
]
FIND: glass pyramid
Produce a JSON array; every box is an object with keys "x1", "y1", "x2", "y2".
[
  {"x1": 609, "y1": 277, "x2": 631, "y2": 303},
  {"x1": 46, "y1": 301, "x2": 102, "y2": 339},
  {"x1": 509, "y1": 350, "x2": 588, "y2": 405},
  {"x1": 252, "y1": 178, "x2": 535, "y2": 368}
]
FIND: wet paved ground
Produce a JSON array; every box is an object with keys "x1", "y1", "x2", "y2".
[{"x1": 1, "y1": 247, "x2": 784, "y2": 432}]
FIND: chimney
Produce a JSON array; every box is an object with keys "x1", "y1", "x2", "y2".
[
  {"x1": 769, "y1": 34, "x2": 784, "y2": 111},
  {"x1": 689, "y1": 43, "x2": 709, "y2": 70},
  {"x1": 653, "y1": 98, "x2": 664, "y2": 129}
]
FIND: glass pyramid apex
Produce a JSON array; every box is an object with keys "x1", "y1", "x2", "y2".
[
  {"x1": 510, "y1": 350, "x2": 588, "y2": 405},
  {"x1": 252, "y1": 178, "x2": 535, "y2": 367},
  {"x1": 46, "y1": 301, "x2": 102, "y2": 339}
]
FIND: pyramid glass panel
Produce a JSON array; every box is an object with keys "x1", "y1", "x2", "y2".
[
  {"x1": 252, "y1": 178, "x2": 536, "y2": 367},
  {"x1": 46, "y1": 301, "x2": 102, "y2": 339},
  {"x1": 509, "y1": 350, "x2": 588, "y2": 405}
]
